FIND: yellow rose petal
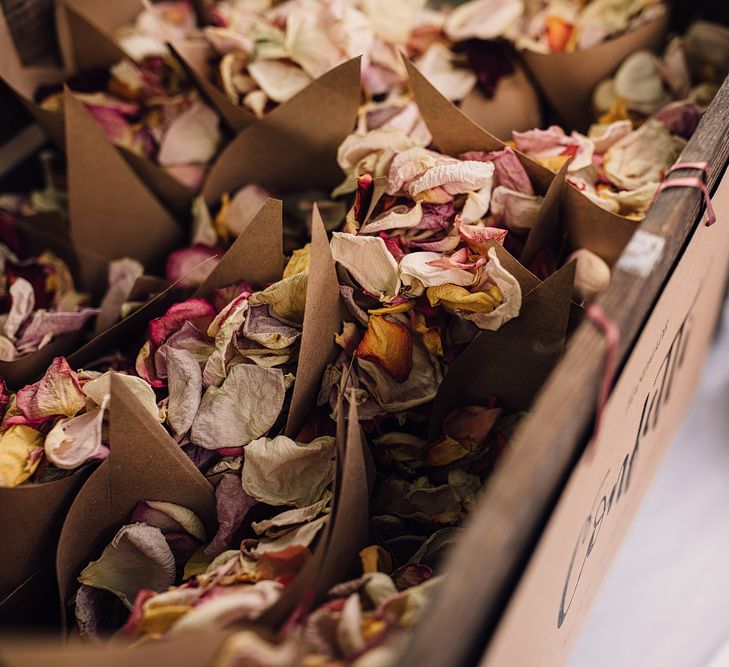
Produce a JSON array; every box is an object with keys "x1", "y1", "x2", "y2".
[{"x1": 0, "y1": 426, "x2": 43, "y2": 488}]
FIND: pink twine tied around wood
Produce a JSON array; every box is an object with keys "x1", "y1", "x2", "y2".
[{"x1": 657, "y1": 162, "x2": 716, "y2": 226}]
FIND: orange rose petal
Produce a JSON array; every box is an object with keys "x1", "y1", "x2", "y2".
[
  {"x1": 546, "y1": 17, "x2": 574, "y2": 53},
  {"x1": 256, "y1": 545, "x2": 311, "y2": 582},
  {"x1": 355, "y1": 315, "x2": 413, "y2": 382}
]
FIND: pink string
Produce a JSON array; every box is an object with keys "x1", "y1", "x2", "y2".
[
  {"x1": 657, "y1": 162, "x2": 717, "y2": 226},
  {"x1": 586, "y1": 303, "x2": 620, "y2": 448}
]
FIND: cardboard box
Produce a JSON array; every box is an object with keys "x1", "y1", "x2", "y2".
[{"x1": 400, "y1": 77, "x2": 729, "y2": 667}]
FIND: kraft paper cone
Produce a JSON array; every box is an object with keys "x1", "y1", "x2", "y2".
[
  {"x1": 170, "y1": 40, "x2": 258, "y2": 133},
  {"x1": 429, "y1": 260, "x2": 576, "y2": 434},
  {"x1": 56, "y1": 374, "x2": 217, "y2": 628},
  {"x1": 118, "y1": 150, "x2": 196, "y2": 220},
  {"x1": 0, "y1": 632, "x2": 230, "y2": 667},
  {"x1": 68, "y1": 198, "x2": 284, "y2": 370},
  {"x1": 202, "y1": 57, "x2": 362, "y2": 204},
  {"x1": 261, "y1": 390, "x2": 368, "y2": 627},
  {"x1": 520, "y1": 9, "x2": 669, "y2": 131},
  {"x1": 56, "y1": 0, "x2": 129, "y2": 72},
  {"x1": 0, "y1": 212, "x2": 102, "y2": 390},
  {"x1": 0, "y1": 10, "x2": 66, "y2": 145},
  {"x1": 404, "y1": 57, "x2": 638, "y2": 265},
  {"x1": 0, "y1": 466, "x2": 93, "y2": 615},
  {"x1": 459, "y1": 66, "x2": 542, "y2": 141},
  {"x1": 57, "y1": 2, "x2": 200, "y2": 216},
  {"x1": 285, "y1": 205, "x2": 345, "y2": 437},
  {"x1": 64, "y1": 88, "x2": 185, "y2": 297},
  {"x1": 192, "y1": 198, "x2": 284, "y2": 297}
]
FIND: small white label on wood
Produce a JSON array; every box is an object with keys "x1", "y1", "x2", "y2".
[{"x1": 615, "y1": 230, "x2": 666, "y2": 278}]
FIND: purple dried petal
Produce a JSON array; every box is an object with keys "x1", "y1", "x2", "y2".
[
  {"x1": 16, "y1": 308, "x2": 97, "y2": 351},
  {"x1": 205, "y1": 473, "x2": 257, "y2": 557}
]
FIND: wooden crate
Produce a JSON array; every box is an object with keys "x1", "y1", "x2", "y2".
[{"x1": 402, "y1": 77, "x2": 729, "y2": 667}]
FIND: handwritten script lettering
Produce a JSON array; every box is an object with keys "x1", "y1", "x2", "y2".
[{"x1": 557, "y1": 300, "x2": 695, "y2": 629}]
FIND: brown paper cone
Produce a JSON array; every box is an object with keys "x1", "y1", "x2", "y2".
[
  {"x1": 202, "y1": 57, "x2": 362, "y2": 204},
  {"x1": 57, "y1": 0, "x2": 144, "y2": 72},
  {"x1": 64, "y1": 88, "x2": 186, "y2": 297},
  {"x1": 521, "y1": 159, "x2": 569, "y2": 265},
  {"x1": 429, "y1": 259, "x2": 576, "y2": 434},
  {"x1": 0, "y1": 467, "x2": 93, "y2": 613},
  {"x1": 520, "y1": 10, "x2": 669, "y2": 131},
  {"x1": 459, "y1": 65, "x2": 542, "y2": 140},
  {"x1": 404, "y1": 57, "x2": 638, "y2": 264},
  {"x1": 285, "y1": 205, "x2": 345, "y2": 437},
  {"x1": 192, "y1": 198, "x2": 284, "y2": 297},
  {"x1": 56, "y1": 373, "x2": 217, "y2": 627}
]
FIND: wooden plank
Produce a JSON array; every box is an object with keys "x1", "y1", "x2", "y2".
[{"x1": 401, "y1": 76, "x2": 729, "y2": 667}]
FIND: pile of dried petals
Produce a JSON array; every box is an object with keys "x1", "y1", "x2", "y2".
[
  {"x1": 0, "y1": 358, "x2": 125, "y2": 487},
  {"x1": 166, "y1": 183, "x2": 345, "y2": 287},
  {"x1": 114, "y1": 1, "x2": 200, "y2": 62},
  {"x1": 515, "y1": 0, "x2": 666, "y2": 53},
  {"x1": 38, "y1": 55, "x2": 222, "y2": 190},
  {"x1": 203, "y1": 0, "x2": 522, "y2": 116},
  {"x1": 321, "y1": 128, "x2": 541, "y2": 420},
  {"x1": 512, "y1": 21, "x2": 728, "y2": 220},
  {"x1": 0, "y1": 245, "x2": 96, "y2": 363}
]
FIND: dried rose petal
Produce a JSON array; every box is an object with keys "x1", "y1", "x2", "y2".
[
  {"x1": 44, "y1": 396, "x2": 109, "y2": 470},
  {"x1": 16, "y1": 357, "x2": 86, "y2": 420},
  {"x1": 191, "y1": 364, "x2": 286, "y2": 449},
  {"x1": 0, "y1": 425, "x2": 43, "y2": 487},
  {"x1": 157, "y1": 103, "x2": 221, "y2": 167},
  {"x1": 205, "y1": 473, "x2": 257, "y2": 557},
  {"x1": 149, "y1": 299, "x2": 217, "y2": 347},
  {"x1": 355, "y1": 315, "x2": 412, "y2": 382},
  {"x1": 166, "y1": 245, "x2": 222, "y2": 290},
  {"x1": 166, "y1": 347, "x2": 203, "y2": 436}
]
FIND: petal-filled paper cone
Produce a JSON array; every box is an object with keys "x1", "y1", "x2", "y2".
[
  {"x1": 202, "y1": 57, "x2": 362, "y2": 203},
  {"x1": 68, "y1": 196, "x2": 286, "y2": 371},
  {"x1": 192, "y1": 198, "x2": 284, "y2": 296},
  {"x1": 429, "y1": 258, "x2": 576, "y2": 435},
  {"x1": 64, "y1": 88, "x2": 185, "y2": 297},
  {"x1": 404, "y1": 57, "x2": 638, "y2": 265},
  {"x1": 285, "y1": 205, "x2": 346, "y2": 438},
  {"x1": 56, "y1": 0, "x2": 130, "y2": 72},
  {"x1": 56, "y1": 374, "x2": 218, "y2": 628},
  {"x1": 459, "y1": 66, "x2": 542, "y2": 140},
  {"x1": 2, "y1": 3, "x2": 197, "y2": 218},
  {"x1": 170, "y1": 40, "x2": 258, "y2": 133},
  {"x1": 520, "y1": 10, "x2": 669, "y2": 131},
  {"x1": 0, "y1": 332, "x2": 85, "y2": 392},
  {"x1": 0, "y1": 211, "x2": 136, "y2": 390},
  {"x1": 57, "y1": 1, "x2": 200, "y2": 217},
  {"x1": 0, "y1": 10, "x2": 66, "y2": 145},
  {"x1": 56, "y1": 0, "x2": 145, "y2": 72}
]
